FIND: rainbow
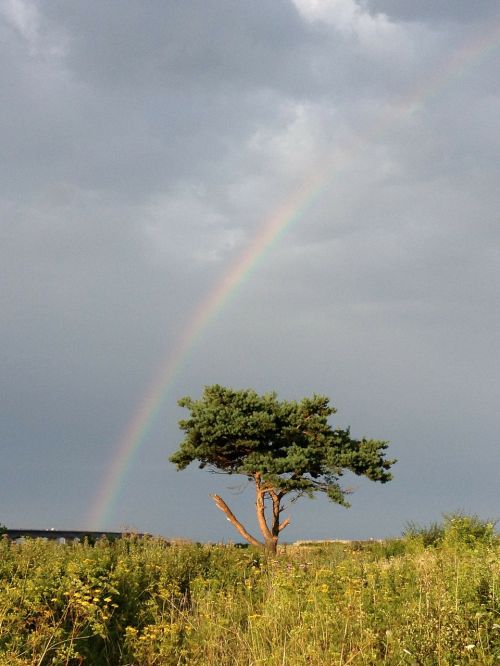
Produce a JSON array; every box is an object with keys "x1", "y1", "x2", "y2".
[{"x1": 87, "y1": 21, "x2": 500, "y2": 529}]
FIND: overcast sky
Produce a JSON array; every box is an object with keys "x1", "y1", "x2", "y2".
[{"x1": 2, "y1": 0, "x2": 499, "y2": 541}]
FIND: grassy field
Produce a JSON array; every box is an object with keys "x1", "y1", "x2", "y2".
[{"x1": 0, "y1": 516, "x2": 498, "y2": 665}]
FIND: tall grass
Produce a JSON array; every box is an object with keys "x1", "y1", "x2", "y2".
[{"x1": 0, "y1": 522, "x2": 498, "y2": 664}]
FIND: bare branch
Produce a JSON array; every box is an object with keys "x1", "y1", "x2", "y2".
[
  {"x1": 210, "y1": 495, "x2": 261, "y2": 547},
  {"x1": 278, "y1": 517, "x2": 290, "y2": 532},
  {"x1": 255, "y1": 490, "x2": 274, "y2": 543}
]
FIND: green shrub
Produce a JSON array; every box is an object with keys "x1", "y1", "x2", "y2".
[
  {"x1": 442, "y1": 512, "x2": 497, "y2": 547},
  {"x1": 403, "y1": 520, "x2": 444, "y2": 547},
  {"x1": 403, "y1": 513, "x2": 497, "y2": 550}
]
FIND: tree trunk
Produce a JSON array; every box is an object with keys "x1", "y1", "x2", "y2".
[
  {"x1": 254, "y1": 474, "x2": 290, "y2": 554},
  {"x1": 210, "y1": 476, "x2": 290, "y2": 552},
  {"x1": 264, "y1": 536, "x2": 278, "y2": 554}
]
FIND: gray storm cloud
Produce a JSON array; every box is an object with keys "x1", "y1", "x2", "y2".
[{"x1": 1, "y1": 0, "x2": 499, "y2": 538}]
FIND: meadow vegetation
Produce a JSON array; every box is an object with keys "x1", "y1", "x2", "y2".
[{"x1": 0, "y1": 515, "x2": 498, "y2": 665}]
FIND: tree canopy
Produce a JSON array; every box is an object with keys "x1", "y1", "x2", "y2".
[{"x1": 170, "y1": 385, "x2": 395, "y2": 551}]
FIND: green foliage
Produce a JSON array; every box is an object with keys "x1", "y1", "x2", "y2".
[
  {"x1": 0, "y1": 535, "x2": 499, "y2": 664},
  {"x1": 404, "y1": 513, "x2": 497, "y2": 550},
  {"x1": 442, "y1": 512, "x2": 497, "y2": 547},
  {"x1": 403, "y1": 520, "x2": 445, "y2": 547},
  {"x1": 0, "y1": 523, "x2": 6, "y2": 536},
  {"x1": 170, "y1": 385, "x2": 395, "y2": 505}
]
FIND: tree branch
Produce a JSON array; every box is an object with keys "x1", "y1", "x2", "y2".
[
  {"x1": 268, "y1": 488, "x2": 289, "y2": 537},
  {"x1": 269, "y1": 488, "x2": 281, "y2": 538},
  {"x1": 278, "y1": 517, "x2": 290, "y2": 532},
  {"x1": 210, "y1": 494, "x2": 261, "y2": 547},
  {"x1": 255, "y1": 473, "x2": 274, "y2": 543}
]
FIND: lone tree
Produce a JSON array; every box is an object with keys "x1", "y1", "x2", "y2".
[{"x1": 170, "y1": 385, "x2": 395, "y2": 552}]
